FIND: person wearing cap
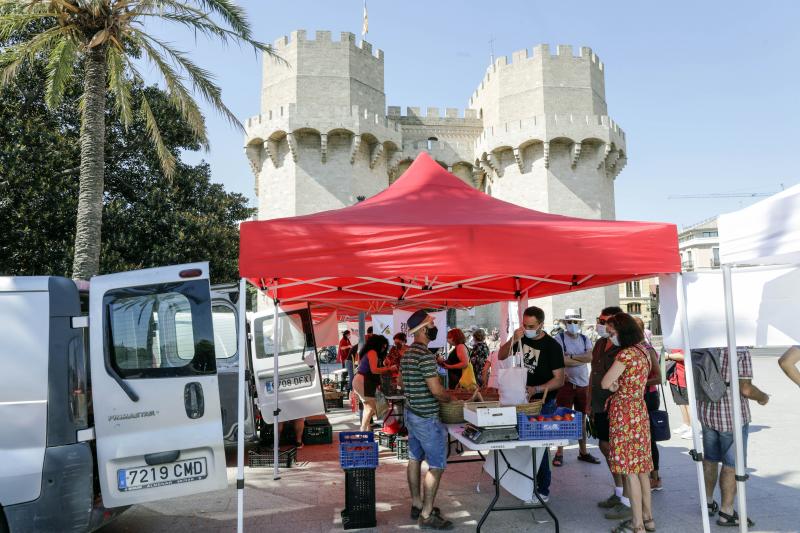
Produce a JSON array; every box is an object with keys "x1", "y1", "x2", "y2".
[
  {"x1": 399, "y1": 309, "x2": 454, "y2": 530},
  {"x1": 553, "y1": 309, "x2": 600, "y2": 467}
]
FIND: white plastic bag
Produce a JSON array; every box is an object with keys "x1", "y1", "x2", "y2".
[{"x1": 497, "y1": 366, "x2": 528, "y2": 405}]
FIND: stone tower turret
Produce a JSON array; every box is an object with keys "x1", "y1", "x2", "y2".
[
  {"x1": 245, "y1": 30, "x2": 402, "y2": 219},
  {"x1": 468, "y1": 44, "x2": 626, "y2": 323}
]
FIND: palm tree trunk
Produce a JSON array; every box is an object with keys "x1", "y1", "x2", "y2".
[{"x1": 72, "y1": 45, "x2": 107, "y2": 281}]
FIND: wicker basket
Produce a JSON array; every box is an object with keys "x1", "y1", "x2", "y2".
[
  {"x1": 514, "y1": 387, "x2": 548, "y2": 415},
  {"x1": 439, "y1": 400, "x2": 465, "y2": 424}
]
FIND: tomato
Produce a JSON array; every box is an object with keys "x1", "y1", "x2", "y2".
[
  {"x1": 552, "y1": 415, "x2": 563, "y2": 421},
  {"x1": 564, "y1": 414, "x2": 574, "y2": 421},
  {"x1": 536, "y1": 416, "x2": 545, "y2": 422}
]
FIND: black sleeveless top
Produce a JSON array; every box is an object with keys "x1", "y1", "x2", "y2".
[{"x1": 446, "y1": 345, "x2": 465, "y2": 389}]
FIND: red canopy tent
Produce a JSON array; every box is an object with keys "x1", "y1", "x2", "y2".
[{"x1": 239, "y1": 152, "x2": 680, "y2": 313}]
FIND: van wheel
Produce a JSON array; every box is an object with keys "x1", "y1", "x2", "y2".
[
  {"x1": 257, "y1": 417, "x2": 273, "y2": 446},
  {"x1": 0, "y1": 508, "x2": 9, "y2": 533}
]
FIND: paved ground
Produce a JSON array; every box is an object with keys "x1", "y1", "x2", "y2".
[{"x1": 105, "y1": 349, "x2": 799, "y2": 533}]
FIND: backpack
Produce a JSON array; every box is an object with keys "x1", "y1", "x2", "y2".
[
  {"x1": 556, "y1": 331, "x2": 591, "y2": 355},
  {"x1": 691, "y1": 348, "x2": 728, "y2": 403}
]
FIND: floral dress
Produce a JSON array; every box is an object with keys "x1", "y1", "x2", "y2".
[
  {"x1": 470, "y1": 341, "x2": 490, "y2": 385},
  {"x1": 609, "y1": 344, "x2": 654, "y2": 474}
]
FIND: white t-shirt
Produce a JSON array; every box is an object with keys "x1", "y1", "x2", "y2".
[{"x1": 554, "y1": 332, "x2": 592, "y2": 387}]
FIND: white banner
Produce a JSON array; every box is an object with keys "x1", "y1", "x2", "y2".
[
  {"x1": 393, "y1": 309, "x2": 447, "y2": 348},
  {"x1": 371, "y1": 314, "x2": 393, "y2": 340},
  {"x1": 659, "y1": 266, "x2": 800, "y2": 349}
]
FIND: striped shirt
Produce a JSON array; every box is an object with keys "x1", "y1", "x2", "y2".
[
  {"x1": 401, "y1": 342, "x2": 440, "y2": 418},
  {"x1": 698, "y1": 348, "x2": 753, "y2": 433}
]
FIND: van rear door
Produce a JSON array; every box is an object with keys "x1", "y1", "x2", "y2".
[
  {"x1": 90, "y1": 263, "x2": 227, "y2": 508},
  {"x1": 250, "y1": 305, "x2": 324, "y2": 423}
]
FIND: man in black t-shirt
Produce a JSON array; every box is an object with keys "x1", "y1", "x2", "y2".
[{"x1": 498, "y1": 305, "x2": 565, "y2": 501}]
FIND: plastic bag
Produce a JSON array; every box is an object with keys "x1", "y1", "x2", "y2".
[
  {"x1": 497, "y1": 366, "x2": 528, "y2": 405},
  {"x1": 457, "y1": 362, "x2": 478, "y2": 390},
  {"x1": 375, "y1": 390, "x2": 389, "y2": 419}
]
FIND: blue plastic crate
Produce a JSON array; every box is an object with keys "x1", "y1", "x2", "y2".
[
  {"x1": 340, "y1": 441, "x2": 379, "y2": 469},
  {"x1": 517, "y1": 407, "x2": 583, "y2": 441},
  {"x1": 338, "y1": 431, "x2": 375, "y2": 443}
]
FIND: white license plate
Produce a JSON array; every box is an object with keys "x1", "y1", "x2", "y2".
[
  {"x1": 117, "y1": 457, "x2": 207, "y2": 491},
  {"x1": 265, "y1": 373, "x2": 312, "y2": 393}
]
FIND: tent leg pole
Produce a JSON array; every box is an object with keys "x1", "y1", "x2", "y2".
[
  {"x1": 273, "y1": 302, "x2": 281, "y2": 480},
  {"x1": 677, "y1": 274, "x2": 712, "y2": 533},
  {"x1": 722, "y1": 265, "x2": 748, "y2": 533},
  {"x1": 236, "y1": 279, "x2": 247, "y2": 533}
]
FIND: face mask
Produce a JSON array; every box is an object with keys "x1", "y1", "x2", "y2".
[
  {"x1": 524, "y1": 329, "x2": 539, "y2": 339},
  {"x1": 596, "y1": 325, "x2": 608, "y2": 338},
  {"x1": 610, "y1": 335, "x2": 620, "y2": 347},
  {"x1": 426, "y1": 326, "x2": 439, "y2": 341},
  {"x1": 567, "y1": 324, "x2": 581, "y2": 335}
]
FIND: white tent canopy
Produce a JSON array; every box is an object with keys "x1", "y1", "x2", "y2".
[{"x1": 718, "y1": 183, "x2": 800, "y2": 266}]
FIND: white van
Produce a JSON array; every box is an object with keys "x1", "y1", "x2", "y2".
[{"x1": 0, "y1": 264, "x2": 230, "y2": 532}]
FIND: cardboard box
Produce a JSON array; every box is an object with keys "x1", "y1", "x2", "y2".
[{"x1": 463, "y1": 401, "x2": 517, "y2": 427}]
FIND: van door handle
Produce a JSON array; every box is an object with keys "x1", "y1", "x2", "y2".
[
  {"x1": 145, "y1": 450, "x2": 180, "y2": 465},
  {"x1": 184, "y1": 382, "x2": 205, "y2": 419}
]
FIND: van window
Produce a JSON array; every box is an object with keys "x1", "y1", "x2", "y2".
[
  {"x1": 212, "y1": 304, "x2": 237, "y2": 359},
  {"x1": 253, "y1": 310, "x2": 314, "y2": 360},
  {"x1": 104, "y1": 280, "x2": 215, "y2": 378}
]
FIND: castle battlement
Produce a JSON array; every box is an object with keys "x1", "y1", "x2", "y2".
[
  {"x1": 387, "y1": 106, "x2": 480, "y2": 120},
  {"x1": 469, "y1": 44, "x2": 604, "y2": 107},
  {"x1": 272, "y1": 29, "x2": 384, "y2": 60}
]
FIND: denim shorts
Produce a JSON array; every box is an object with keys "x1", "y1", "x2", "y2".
[
  {"x1": 405, "y1": 408, "x2": 447, "y2": 470},
  {"x1": 702, "y1": 424, "x2": 749, "y2": 468}
]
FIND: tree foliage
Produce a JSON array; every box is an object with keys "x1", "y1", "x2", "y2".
[{"x1": 0, "y1": 57, "x2": 254, "y2": 283}]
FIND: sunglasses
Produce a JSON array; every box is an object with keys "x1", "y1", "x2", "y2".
[
  {"x1": 565, "y1": 320, "x2": 581, "y2": 325},
  {"x1": 596, "y1": 318, "x2": 607, "y2": 325}
]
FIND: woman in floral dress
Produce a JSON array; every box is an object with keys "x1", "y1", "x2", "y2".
[{"x1": 601, "y1": 313, "x2": 655, "y2": 533}]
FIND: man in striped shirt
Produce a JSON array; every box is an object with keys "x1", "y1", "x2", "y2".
[{"x1": 400, "y1": 310, "x2": 453, "y2": 530}]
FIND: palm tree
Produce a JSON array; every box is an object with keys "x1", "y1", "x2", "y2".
[{"x1": 0, "y1": 1, "x2": 276, "y2": 280}]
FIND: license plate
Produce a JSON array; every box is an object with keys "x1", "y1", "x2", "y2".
[
  {"x1": 265, "y1": 373, "x2": 312, "y2": 393},
  {"x1": 117, "y1": 457, "x2": 207, "y2": 491}
]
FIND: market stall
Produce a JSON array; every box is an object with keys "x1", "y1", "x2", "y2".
[{"x1": 236, "y1": 152, "x2": 682, "y2": 529}]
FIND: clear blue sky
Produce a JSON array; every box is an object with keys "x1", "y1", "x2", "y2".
[{"x1": 150, "y1": 0, "x2": 800, "y2": 228}]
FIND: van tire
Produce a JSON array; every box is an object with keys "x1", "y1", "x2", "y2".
[{"x1": 0, "y1": 508, "x2": 9, "y2": 533}]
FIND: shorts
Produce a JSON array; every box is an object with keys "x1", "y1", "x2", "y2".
[
  {"x1": 702, "y1": 424, "x2": 749, "y2": 468},
  {"x1": 556, "y1": 383, "x2": 590, "y2": 414},
  {"x1": 405, "y1": 408, "x2": 447, "y2": 470},
  {"x1": 593, "y1": 411, "x2": 611, "y2": 443},
  {"x1": 670, "y1": 383, "x2": 689, "y2": 405}
]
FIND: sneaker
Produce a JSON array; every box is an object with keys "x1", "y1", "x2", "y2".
[
  {"x1": 650, "y1": 477, "x2": 663, "y2": 491},
  {"x1": 673, "y1": 424, "x2": 690, "y2": 434},
  {"x1": 598, "y1": 494, "x2": 621, "y2": 509},
  {"x1": 681, "y1": 429, "x2": 694, "y2": 440},
  {"x1": 419, "y1": 513, "x2": 454, "y2": 530},
  {"x1": 604, "y1": 502, "x2": 633, "y2": 520}
]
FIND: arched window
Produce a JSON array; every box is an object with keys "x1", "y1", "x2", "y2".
[{"x1": 427, "y1": 137, "x2": 438, "y2": 151}]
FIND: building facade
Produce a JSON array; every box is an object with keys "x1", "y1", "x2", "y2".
[
  {"x1": 244, "y1": 30, "x2": 627, "y2": 325},
  {"x1": 678, "y1": 217, "x2": 720, "y2": 271}
]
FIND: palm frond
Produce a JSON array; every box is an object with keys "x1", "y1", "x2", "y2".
[
  {"x1": 140, "y1": 93, "x2": 177, "y2": 178},
  {"x1": 139, "y1": 32, "x2": 242, "y2": 132},
  {"x1": 0, "y1": 24, "x2": 76, "y2": 86},
  {"x1": 44, "y1": 37, "x2": 77, "y2": 107},
  {"x1": 0, "y1": 12, "x2": 58, "y2": 41},
  {"x1": 107, "y1": 45, "x2": 134, "y2": 126},
  {"x1": 189, "y1": 0, "x2": 252, "y2": 40}
]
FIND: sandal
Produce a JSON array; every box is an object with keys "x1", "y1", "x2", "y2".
[
  {"x1": 717, "y1": 510, "x2": 754, "y2": 528},
  {"x1": 552, "y1": 453, "x2": 564, "y2": 467},
  {"x1": 411, "y1": 506, "x2": 441, "y2": 520},
  {"x1": 611, "y1": 519, "x2": 645, "y2": 533},
  {"x1": 578, "y1": 452, "x2": 602, "y2": 464},
  {"x1": 643, "y1": 517, "x2": 656, "y2": 532},
  {"x1": 707, "y1": 500, "x2": 719, "y2": 517},
  {"x1": 419, "y1": 512, "x2": 453, "y2": 530}
]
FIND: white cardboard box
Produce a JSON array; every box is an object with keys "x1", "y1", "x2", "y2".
[{"x1": 463, "y1": 402, "x2": 517, "y2": 427}]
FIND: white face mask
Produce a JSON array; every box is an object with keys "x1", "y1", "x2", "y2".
[
  {"x1": 596, "y1": 324, "x2": 608, "y2": 338},
  {"x1": 610, "y1": 335, "x2": 620, "y2": 347},
  {"x1": 524, "y1": 329, "x2": 539, "y2": 339},
  {"x1": 566, "y1": 324, "x2": 581, "y2": 335}
]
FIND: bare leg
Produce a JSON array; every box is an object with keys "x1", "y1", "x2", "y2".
[
  {"x1": 407, "y1": 459, "x2": 423, "y2": 509},
  {"x1": 719, "y1": 465, "x2": 737, "y2": 515},
  {"x1": 293, "y1": 419, "x2": 305, "y2": 444},
  {"x1": 680, "y1": 404, "x2": 690, "y2": 426},
  {"x1": 627, "y1": 474, "x2": 644, "y2": 528},
  {"x1": 703, "y1": 460, "x2": 719, "y2": 505},
  {"x1": 639, "y1": 473, "x2": 653, "y2": 525},
  {"x1": 360, "y1": 399, "x2": 377, "y2": 431},
  {"x1": 599, "y1": 440, "x2": 624, "y2": 490},
  {"x1": 422, "y1": 468, "x2": 444, "y2": 518}
]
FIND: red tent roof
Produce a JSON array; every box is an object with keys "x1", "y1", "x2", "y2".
[{"x1": 239, "y1": 153, "x2": 680, "y2": 314}]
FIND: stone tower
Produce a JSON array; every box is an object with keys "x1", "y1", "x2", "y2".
[{"x1": 245, "y1": 32, "x2": 626, "y2": 325}]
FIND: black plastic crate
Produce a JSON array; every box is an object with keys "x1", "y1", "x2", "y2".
[
  {"x1": 303, "y1": 423, "x2": 333, "y2": 445},
  {"x1": 376, "y1": 431, "x2": 396, "y2": 450},
  {"x1": 395, "y1": 436, "x2": 409, "y2": 461},
  {"x1": 342, "y1": 468, "x2": 376, "y2": 529},
  {"x1": 248, "y1": 446, "x2": 297, "y2": 468},
  {"x1": 325, "y1": 396, "x2": 344, "y2": 409}
]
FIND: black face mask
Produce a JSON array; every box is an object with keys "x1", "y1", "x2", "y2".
[{"x1": 426, "y1": 326, "x2": 439, "y2": 341}]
